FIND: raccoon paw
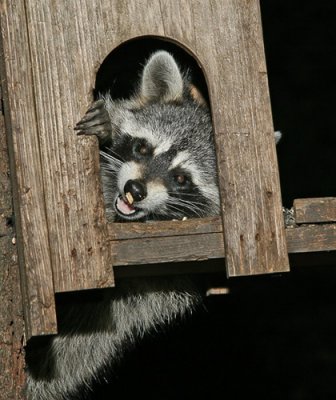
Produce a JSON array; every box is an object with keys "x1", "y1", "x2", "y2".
[{"x1": 74, "y1": 99, "x2": 112, "y2": 142}]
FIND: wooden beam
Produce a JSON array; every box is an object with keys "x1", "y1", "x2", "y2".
[
  {"x1": 294, "y1": 197, "x2": 336, "y2": 224},
  {"x1": 107, "y1": 217, "x2": 223, "y2": 240},
  {"x1": 286, "y1": 224, "x2": 336, "y2": 253},
  {"x1": 23, "y1": 2, "x2": 114, "y2": 293},
  {"x1": 191, "y1": 0, "x2": 289, "y2": 276},
  {"x1": 105, "y1": 217, "x2": 336, "y2": 271},
  {"x1": 0, "y1": 1, "x2": 57, "y2": 337}
]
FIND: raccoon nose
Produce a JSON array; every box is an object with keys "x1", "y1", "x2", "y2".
[{"x1": 124, "y1": 179, "x2": 147, "y2": 202}]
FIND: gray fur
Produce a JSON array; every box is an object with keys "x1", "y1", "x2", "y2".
[
  {"x1": 26, "y1": 277, "x2": 200, "y2": 400},
  {"x1": 140, "y1": 50, "x2": 184, "y2": 102}
]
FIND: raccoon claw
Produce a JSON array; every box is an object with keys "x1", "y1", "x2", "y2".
[{"x1": 75, "y1": 99, "x2": 112, "y2": 142}]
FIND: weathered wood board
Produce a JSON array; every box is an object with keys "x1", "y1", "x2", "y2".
[
  {"x1": 0, "y1": 0, "x2": 114, "y2": 303},
  {"x1": 294, "y1": 197, "x2": 336, "y2": 223},
  {"x1": 109, "y1": 217, "x2": 336, "y2": 268},
  {"x1": 0, "y1": 2, "x2": 57, "y2": 336}
]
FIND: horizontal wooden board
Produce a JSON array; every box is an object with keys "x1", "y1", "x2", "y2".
[
  {"x1": 108, "y1": 217, "x2": 336, "y2": 273},
  {"x1": 294, "y1": 197, "x2": 336, "y2": 223},
  {"x1": 111, "y1": 232, "x2": 225, "y2": 266},
  {"x1": 286, "y1": 224, "x2": 336, "y2": 253},
  {"x1": 107, "y1": 217, "x2": 223, "y2": 240}
]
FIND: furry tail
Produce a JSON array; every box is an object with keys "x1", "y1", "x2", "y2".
[{"x1": 26, "y1": 276, "x2": 200, "y2": 400}]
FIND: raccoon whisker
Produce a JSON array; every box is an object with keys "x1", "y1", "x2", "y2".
[
  {"x1": 165, "y1": 206, "x2": 192, "y2": 219},
  {"x1": 101, "y1": 146, "x2": 125, "y2": 161},
  {"x1": 172, "y1": 198, "x2": 213, "y2": 216},
  {"x1": 100, "y1": 163, "x2": 120, "y2": 172},
  {"x1": 166, "y1": 199, "x2": 205, "y2": 218},
  {"x1": 100, "y1": 150, "x2": 124, "y2": 166},
  {"x1": 100, "y1": 167, "x2": 120, "y2": 178},
  {"x1": 169, "y1": 197, "x2": 209, "y2": 210},
  {"x1": 167, "y1": 191, "x2": 206, "y2": 200}
]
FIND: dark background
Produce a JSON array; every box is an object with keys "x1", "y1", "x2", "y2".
[{"x1": 89, "y1": 1, "x2": 336, "y2": 399}]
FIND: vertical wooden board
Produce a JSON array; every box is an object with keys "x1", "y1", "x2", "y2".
[
  {"x1": 0, "y1": 1, "x2": 57, "y2": 336},
  {"x1": 23, "y1": 2, "x2": 118, "y2": 292},
  {"x1": 191, "y1": 0, "x2": 289, "y2": 275}
]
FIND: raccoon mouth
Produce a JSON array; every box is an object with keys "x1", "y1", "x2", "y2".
[{"x1": 115, "y1": 195, "x2": 137, "y2": 216}]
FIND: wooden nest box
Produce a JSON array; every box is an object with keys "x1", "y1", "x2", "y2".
[{"x1": 1, "y1": 0, "x2": 335, "y2": 339}]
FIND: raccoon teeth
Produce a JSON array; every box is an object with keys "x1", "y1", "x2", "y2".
[
  {"x1": 125, "y1": 192, "x2": 134, "y2": 205},
  {"x1": 116, "y1": 196, "x2": 136, "y2": 215}
]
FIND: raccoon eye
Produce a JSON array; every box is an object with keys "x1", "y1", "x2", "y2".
[
  {"x1": 133, "y1": 140, "x2": 152, "y2": 157},
  {"x1": 175, "y1": 174, "x2": 188, "y2": 185},
  {"x1": 139, "y1": 145, "x2": 149, "y2": 156}
]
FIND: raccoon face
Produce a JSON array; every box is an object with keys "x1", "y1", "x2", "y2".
[
  {"x1": 98, "y1": 51, "x2": 220, "y2": 222},
  {"x1": 100, "y1": 104, "x2": 220, "y2": 222}
]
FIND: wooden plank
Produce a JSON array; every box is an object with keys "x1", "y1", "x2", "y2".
[
  {"x1": 111, "y1": 232, "x2": 225, "y2": 267},
  {"x1": 0, "y1": 0, "x2": 57, "y2": 337},
  {"x1": 286, "y1": 224, "x2": 336, "y2": 253},
  {"x1": 189, "y1": 0, "x2": 289, "y2": 276},
  {"x1": 23, "y1": 2, "x2": 115, "y2": 292},
  {"x1": 107, "y1": 217, "x2": 223, "y2": 240},
  {"x1": 294, "y1": 197, "x2": 336, "y2": 224},
  {"x1": 109, "y1": 220, "x2": 336, "y2": 269}
]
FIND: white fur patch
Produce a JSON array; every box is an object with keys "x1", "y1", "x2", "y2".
[
  {"x1": 153, "y1": 139, "x2": 172, "y2": 157},
  {"x1": 121, "y1": 120, "x2": 158, "y2": 147},
  {"x1": 169, "y1": 151, "x2": 191, "y2": 170}
]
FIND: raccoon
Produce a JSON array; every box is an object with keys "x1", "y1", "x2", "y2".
[
  {"x1": 25, "y1": 51, "x2": 216, "y2": 400},
  {"x1": 76, "y1": 51, "x2": 221, "y2": 222}
]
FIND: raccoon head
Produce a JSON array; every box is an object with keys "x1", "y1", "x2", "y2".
[{"x1": 100, "y1": 51, "x2": 220, "y2": 222}]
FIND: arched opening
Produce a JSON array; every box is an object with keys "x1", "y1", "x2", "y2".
[{"x1": 94, "y1": 36, "x2": 209, "y2": 104}]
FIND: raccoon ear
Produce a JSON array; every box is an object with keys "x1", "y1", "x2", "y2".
[
  {"x1": 189, "y1": 84, "x2": 207, "y2": 106},
  {"x1": 139, "y1": 51, "x2": 184, "y2": 103}
]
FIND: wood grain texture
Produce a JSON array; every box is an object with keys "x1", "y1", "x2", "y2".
[
  {"x1": 24, "y1": 2, "x2": 114, "y2": 293},
  {"x1": 192, "y1": 0, "x2": 289, "y2": 276},
  {"x1": 111, "y1": 232, "x2": 225, "y2": 266},
  {"x1": 294, "y1": 197, "x2": 336, "y2": 223},
  {"x1": 108, "y1": 217, "x2": 336, "y2": 269},
  {"x1": 286, "y1": 224, "x2": 336, "y2": 253},
  {"x1": 0, "y1": 0, "x2": 57, "y2": 336},
  {"x1": 0, "y1": 94, "x2": 26, "y2": 399},
  {"x1": 107, "y1": 217, "x2": 223, "y2": 240}
]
